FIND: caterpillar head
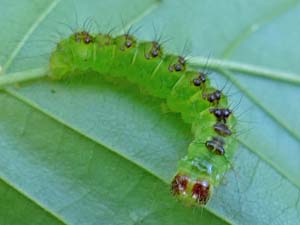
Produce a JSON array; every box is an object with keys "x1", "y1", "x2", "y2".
[{"x1": 171, "y1": 174, "x2": 212, "y2": 206}]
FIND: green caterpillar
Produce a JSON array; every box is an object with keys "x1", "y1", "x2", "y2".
[{"x1": 49, "y1": 30, "x2": 238, "y2": 206}]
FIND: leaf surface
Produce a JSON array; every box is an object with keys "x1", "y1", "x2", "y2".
[{"x1": 0, "y1": 0, "x2": 299, "y2": 224}]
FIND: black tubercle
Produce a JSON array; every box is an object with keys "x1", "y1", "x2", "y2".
[
  {"x1": 203, "y1": 90, "x2": 222, "y2": 104},
  {"x1": 118, "y1": 34, "x2": 136, "y2": 51},
  {"x1": 151, "y1": 49, "x2": 159, "y2": 57},
  {"x1": 168, "y1": 56, "x2": 186, "y2": 72},
  {"x1": 74, "y1": 31, "x2": 95, "y2": 44},
  {"x1": 145, "y1": 41, "x2": 162, "y2": 59},
  {"x1": 209, "y1": 108, "x2": 232, "y2": 123},
  {"x1": 124, "y1": 34, "x2": 134, "y2": 48},
  {"x1": 193, "y1": 78, "x2": 202, "y2": 86},
  {"x1": 174, "y1": 63, "x2": 183, "y2": 71},
  {"x1": 178, "y1": 56, "x2": 186, "y2": 65},
  {"x1": 193, "y1": 72, "x2": 207, "y2": 87},
  {"x1": 213, "y1": 122, "x2": 232, "y2": 136},
  {"x1": 205, "y1": 136, "x2": 225, "y2": 155},
  {"x1": 199, "y1": 72, "x2": 206, "y2": 83},
  {"x1": 151, "y1": 42, "x2": 161, "y2": 57}
]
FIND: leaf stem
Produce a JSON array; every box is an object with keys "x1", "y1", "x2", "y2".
[
  {"x1": 190, "y1": 56, "x2": 300, "y2": 85},
  {"x1": 0, "y1": 67, "x2": 48, "y2": 88}
]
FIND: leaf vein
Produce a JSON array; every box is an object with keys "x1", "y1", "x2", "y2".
[
  {"x1": 222, "y1": 0, "x2": 299, "y2": 58},
  {"x1": 0, "y1": 175, "x2": 69, "y2": 225},
  {"x1": 2, "y1": 0, "x2": 61, "y2": 73}
]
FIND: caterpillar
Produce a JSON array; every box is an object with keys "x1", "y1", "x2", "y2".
[{"x1": 49, "y1": 30, "x2": 238, "y2": 206}]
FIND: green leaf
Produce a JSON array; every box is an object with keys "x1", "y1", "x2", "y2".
[{"x1": 0, "y1": 0, "x2": 299, "y2": 224}]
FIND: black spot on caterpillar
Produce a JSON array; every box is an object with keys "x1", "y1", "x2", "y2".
[{"x1": 49, "y1": 28, "x2": 238, "y2": 206}]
